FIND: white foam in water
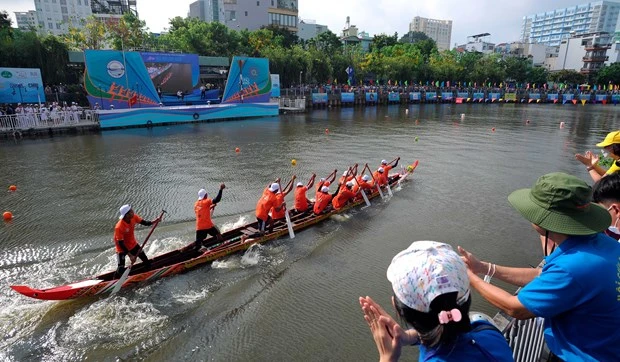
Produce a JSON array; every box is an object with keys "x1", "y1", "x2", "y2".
[
  {"x1": 221, "y1": 215, "x2": 249, "y2": 233},
  {"x1": 212, "y1": 258, "x2": 238, "y2": 269},
  {"x1": 145, "y1": 236, "x2": 188, "y2": 256},
  {"x1": 241, "y1": 244, "x2": 261, "y2": 266},
  {"x1": 330, "y1": 214, "x2": 351, "y2": 222}
]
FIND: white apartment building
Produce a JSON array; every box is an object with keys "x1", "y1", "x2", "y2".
[
  {"x1": 16, "y1": 0, "x2": 137, "y2": 36},
  {"x1": 187, "y1": 0, "x2": 299, "y2": 32},
  {"x1": 555, "y1": 32, "x2": 616, "y2": 75},
  {"x1": 15, "y1": 10, "x2": 38, "y2": 31},
  {"x1": 409, "y1": 16, "x2": 452, "y2": 51},
  {"x1": 298, "y1": 19, "x2": 329, "y2": 41},
  {"x1": 521, "y1": 1, "x2": 620, "y2": 46}
]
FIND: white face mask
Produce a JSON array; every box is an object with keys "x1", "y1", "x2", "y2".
[
  {"x1": 603, "y1": 151, "x2": 610, "y2": 158},
  {"x1": 607, "y1": 205, "x2": 619, "y2": 235}
]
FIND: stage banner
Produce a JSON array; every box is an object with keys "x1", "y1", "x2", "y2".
[
  {"x1": 529, "y1": 93, "x2": 540, "y2": 99},
  {"x1": 84, "y1": 50, "x2": 160, "y2": 109},
  {"x1": 547, "y1": 93, "x2": 558, "y2": 100},
  {"x1": 0, "y1": 67, "x2": 45, "y2": 104},
  {"x1": 595, "y1": 94, "x2": 607, "y2": 102},
  {"x1": 425, "y1": 92, "x2": 437, "y2": 101},
  {"x1": 341, "y1": 92, "x2": 354, "y2": 102},
  {"x1": 563, "y1": 94, "x2": 574, "y2": 101},
  {"x1": 312, "y1": 93, "x2": 327, "y2": 104},
  {"x1": 612, "y1": 95, "x2": 620, "y2": 103},
  {"x1": 270, "y1": 74, "x2": 280, "y2": 97},
  {"x1": 388, "y1": 92, "x2": 400, "y2": 102},
  {"x1": 441, "y1": 92, "x2": 453, "y2": 100},
  {"x1": 457, "y1": 92, "x2": 469, "y2": 99},
  {"x1": 488, "y1": 92, "x2": 501, "y2": 100},
  {"x1": 473, "y1": 92, "x2": 484, "y2": 100},
  {"x1": 409, "y1": 92, "x2": 421, "y2": 101},
  {"x1": 222, "y1": 56, "x2": 272, "y2": 103},
  {"x1": 365, "y1": 92, "x2": 378, "y2": 102},
  {"x1": 579, "y1": 93, "x2": 590, "y2": 100}
]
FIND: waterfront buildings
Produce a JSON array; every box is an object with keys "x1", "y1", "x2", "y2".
[
  {"x1": 456, "y1": 33, "x2": 495, "y2": 54},
  {"x1": 186, "y1": 0, "x2": 299, "y2": 32},
  {"x1": 409, "y1": 16, "x2": 452, "y2": 51},
  {"x1": 521, "y1": 1, "x2": 620, "y2": 46},
  {"x1": 555, "y1": 31, "x2": 618, "y2": 75},
  {"x1": 340, "y1": 17, "x2": 373, "y2": 52},
  {"x1": 298, "y1": 19, "x2": 329, "y2": 41},
  {"x1": 495, "y1": 42, "x2": 559, "y2": 68},
  {"x1": 15, "y1": 0, "x2": 137, "y2": 36}
]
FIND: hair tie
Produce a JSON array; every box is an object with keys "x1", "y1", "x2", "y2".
[{"x1": 438, "y1": 309, "x2": 462, "y2": 324}]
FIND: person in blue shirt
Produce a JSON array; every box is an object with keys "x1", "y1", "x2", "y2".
[
  {"x1": 359, "y1": 241, "x2": 513, "y2": 362},
  {"x1": 459, "y1": 172, "x2": 620, "y2": 362}
]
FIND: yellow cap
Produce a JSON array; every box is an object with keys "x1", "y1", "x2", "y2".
[{"x1": 596, "y1": 131, "x2": 620, "y2": 147}]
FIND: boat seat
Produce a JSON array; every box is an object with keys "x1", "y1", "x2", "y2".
[{"x1": 245, "y1": 226, "x2": 259, "y2": 233}]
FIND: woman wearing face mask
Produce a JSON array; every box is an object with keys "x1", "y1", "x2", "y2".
[
  {"x1": 593, "y1": 173, "x2": 620, "y2": 240},
  {"x1": 575, "y1": 130, "x2": 620, "y2": 182}
]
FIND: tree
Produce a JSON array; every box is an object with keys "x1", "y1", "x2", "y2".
[
  {"x1": 159, "y1": 17, "x2": 238, "y2": 56},
  {"x1": 63, "y1": 16, "x2": 108, "y2": 50},
  {"x1": 429, "y1": 50, "x2": 463, "y2": 82},
  {"x1": 261, "y1": 24, "x2": 298, "y2": 48},
  {"x1": 503, "y1": 57, "x2": 530, "y2": 83},
  {"x1": 527, "y1": 67, "x2": 548, "y2": 85},
  {"x1": 411, "y1": 39, "x2": 437, "y2": 61},
  {"x1": 0, "y1": 10, "x2": 13, "y2": 41},
  {"x1": 107, "y1": 12, "x2": 150, "y2": 50},
  {"x1": 596, "y1": 63, "x2": 620, "y2": 84},
  {"x1": 549, "y1": 69, "x2": 585, "y2": 86},
  {"x1": 307, "y1": 30, "x2": 342, "y2": 54},
  {"x1": 370, "y1": 33, "x2": 398, "y2": 52},
  {"x1": 399, "y1": 31, "x2": 430, "y2": 44}
]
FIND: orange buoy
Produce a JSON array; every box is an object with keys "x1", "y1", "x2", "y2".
[
  {"x1": 560, "y1": 122, "x2": 565, "y2": 129},
  {"x1": 8, "y1": 185, "x2": 16, "y2": 192},
  {"x1": 235, "y1": 147, "x2": 240, "y2": 153},
  {"x1": 3, "y1": 211, "x2": 13, "y2": 221},
  {"x1": 325, "y1": 128, "x2": 329, "y2": 134},
  {"x1": 491, "y1": 127, "x2": 496, "y2": 132}
]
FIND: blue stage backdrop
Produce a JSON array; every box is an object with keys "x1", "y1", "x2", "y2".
[
  {"x1": 222, "y1": 57, "x2": 272, "y2": 103},
  {"x1": 0, "y1": 68, "x2": 45, "y2": 104}
]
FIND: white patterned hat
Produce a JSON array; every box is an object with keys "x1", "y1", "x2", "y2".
[{"x1": 386, "y1": 241, "x2": 470, "y2": 312}]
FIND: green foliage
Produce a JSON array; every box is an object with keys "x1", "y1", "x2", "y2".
[
  {"x1": 399, "y1": 31, "x2": 430, "y2": 44},
  {"x1": 527, "y1": 66, "x2": 548, "y2": 85},
  {"x1": 596, "y1": 63, "x2": 620, "y2": 85},
  {"x1": 107, "y1": 12, "x2": 150, "y2": 50},
  {"x1": 503, "y1": 57, "x2": 530, "y2": 83},
  {"x1": 370, "y1": 33, "x2": 398, "y2": 52},
  {"x1": 549, "y1": 69, "x2": 585, "y2": 85}
]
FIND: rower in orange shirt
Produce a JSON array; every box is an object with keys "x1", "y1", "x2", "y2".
[
  {"x1": 315, "y1": 169, "x2": 337, "y2": 200},
  {"x1": 332, "y1": 181, "x2": 357, "y2": 210},
  {"x1": 255, "y1": 182, "x2": 281, "y2": 235},
  {"x1": 294, "y1": 173, "x2": 316, "y2": 213},
  {"x1": 313, "y1": 185, "x2": 339, "y2": 215},
  {"x1": 379, "y1": 158, "x2": 400, "y2": 175},
  {"x1": 372, "y1": 167, "x2": 388, "y2": 186},
  {"x1": 269, "y1": 176, "x2": 296, "y2": 232},
  {"x1": 353, "y1": 174, "x2": 373, "y2": 194},
  {"x1": 113, "y1": 205, "x2": 161, "y2": 278},
  {"x1": 193, "y1": 183, "x2": 225, "y2": 251}
]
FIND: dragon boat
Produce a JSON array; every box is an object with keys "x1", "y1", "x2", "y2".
[{"x1": 10, "y1": 160, "x2": 418, "y2": 301}]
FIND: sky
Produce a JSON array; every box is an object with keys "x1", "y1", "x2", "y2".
[{"x1": 2, "y1": 0, "x2": 594, "y2": 45}]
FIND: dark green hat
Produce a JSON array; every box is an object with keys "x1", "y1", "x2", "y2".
[{"x1": 508, "y1": 172, "x2": 610, "y2": 235}]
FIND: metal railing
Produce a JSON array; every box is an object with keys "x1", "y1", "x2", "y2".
[
  {"x1": 279, "y1": 97, "x2": 306, "y2": 110},
  {"x1": 494, "y1": 311, "x2": 546, "y2": 362},
  {"x1": 0, "y1": 110, "x2": 100, "y2": 132}
]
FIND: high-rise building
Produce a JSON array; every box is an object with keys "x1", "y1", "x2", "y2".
[
  {"x1": 521, "y1": 1, "x2": 620, "y2": 46},
  {"x1": 409, "y1": 16, "x2": 452, "y2": 51},
  {"x1": 187, "y1": 0, "x2": 298, "y2": 32},
  {"x1": 14, "y1": 10, "x2": 38, "y2": 31},
  {"x1": 16, "y1": 0, "x2": 137, "y2": 36}
]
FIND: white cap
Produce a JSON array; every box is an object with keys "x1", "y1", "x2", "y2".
[
  {"x1": 119, "y1": 204, "x2": 131, "y2": 219},
  {"x1": 198, "y1": 188, "x2": 207, "y2": 200},
  {"x1": 386, "y1": 241, "x2": 470, "y2": 312},
  {"x1": 378, "y1": 167, "x2": 385, "y2": 173},
  {"x1": 269, "y1": 183, "x2": 280, "y2": 192},
  {"x1": 319, "y1": 178, "x2": 325, "y2": 182},
  {"x1": 321, "y1": 186, "x2": 329, "y2": 193},
  {"x1": 346, "y1": 181, "x2": 354, "y2": 187},
  {"x1": 381, "y1": 159, "x2": 388, "y2": 165},
  {"x1": 343, "y1": 171, "x2": 349, "y2": 176},
  {"x1": 362, "y1": 174, "x2": 371, "y2": 182},
  {"x1": 296, "y1": 182, "x2": 304, "y2": 187}
]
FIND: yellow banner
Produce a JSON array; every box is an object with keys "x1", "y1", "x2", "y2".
[{"x1": 505, "y1": 93, "x2": 517, "y2": 101}]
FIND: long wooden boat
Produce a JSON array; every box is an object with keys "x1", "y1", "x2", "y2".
[{"x1": 11, "y1": 160, "x2": 419, "y2": 300}]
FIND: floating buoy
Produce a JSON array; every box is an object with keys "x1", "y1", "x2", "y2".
[
  {"x1": 8, "y1": 185, "x2": 17, "y2": 192},
  {"x1": 3, "y1": 211, "x2": 13, "y2": 221},
  {"x1": 414, "y1": 136, "x2": 419, "y2": 142},
  {"x1": 526, "y1": 119, "x2": 530, "y2": 124},
  {"x1": 291, "y1": 159, "x2": 297, "y2": 166},
  {"x1": 405, "y1": 109, "x2": 409, "y2": 114},
  {"x1": 560, "y1": 122, "x2": 565, "y2": 129},
  {"x1": 491, "y1": 127, "x2": 496, "y2": 132},
  {"x1": 460, "y1": 113, "x2": 465, "y2": 119},
  {"x1": 325, "y1": 128, "x2": 329, "y2": 134},
  {"x1": 235, "y1": 147, "x2": 240, "y2": 153}
]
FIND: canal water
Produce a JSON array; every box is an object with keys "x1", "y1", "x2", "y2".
[{"x1": 1, "y1": 104, "x2": 618, "y2": 361}]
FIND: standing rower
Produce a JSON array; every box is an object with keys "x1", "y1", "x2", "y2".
[
  {"x1": 113, "y1": 205, "x2": 161, "y2": 278},
  {"x1": 255, "y1": 182, "x2": 281, "y2": 235},
  {"x1": 194, "y1": 183, "x2": 225, "y2": 251}
]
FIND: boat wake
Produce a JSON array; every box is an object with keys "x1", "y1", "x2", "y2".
[{"x1": 221, "y1": 215, "x2": 250, "y2": 232}]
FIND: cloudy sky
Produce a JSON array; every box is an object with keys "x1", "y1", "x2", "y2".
[{"x1": 4, "y1": 0, "x2": 592, "y2": 45}]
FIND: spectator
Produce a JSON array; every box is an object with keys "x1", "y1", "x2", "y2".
[
  {"x1": 360, "y1": 241, "x2": 513, "y2": 361},
  {"x1": 459, "y1": 172, "x2": 620, "y2": 361},
  {"x1": 593, "y1": 172, "x2": 620, "y2": 240},
  {"x1": 576, "y1": 130, "x2": 620, "y2": 181}
]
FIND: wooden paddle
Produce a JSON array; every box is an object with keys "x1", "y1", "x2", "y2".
[
  {"x1": 111, "y1": 209, "x2": 166, "y2": 295},
  {"x1": 365, "y1": 163, "x2": 385, "y2": 199}
]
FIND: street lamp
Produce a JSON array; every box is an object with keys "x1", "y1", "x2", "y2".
[{"x1": 299, "y1": 71, "x2": 303, "y2": 86}]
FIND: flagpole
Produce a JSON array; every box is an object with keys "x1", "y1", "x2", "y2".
[{"x1": 121, "y1": 37, "x2": 131, "y2": 108}]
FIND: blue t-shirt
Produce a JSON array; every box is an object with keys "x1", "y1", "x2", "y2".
[
  {"x1": 517, "y1": 233, "x2": 620, "y2": 362},
  {"x1": 418, "y1": 321, "x2": 514, "y2": 361}
]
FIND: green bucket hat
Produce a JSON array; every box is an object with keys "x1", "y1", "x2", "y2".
[{"x1": 508, "y1": 172, "x2": 610, "y2": 235}]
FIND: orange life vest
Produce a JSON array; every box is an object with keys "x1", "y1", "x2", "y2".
[
  {"x1": 113, "y1": 214, "x2": 143, "y2": 253},
  {"x1": 195, "y1": 198, "x2": 214, "y2": 230},
  {"x1": 270, "y1": 193, "x2": 286, "y2": 220},
  {"x1": 294, "y1": 185, "x2": 309, "y2": 211}
]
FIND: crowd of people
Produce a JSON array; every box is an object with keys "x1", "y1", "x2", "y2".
[
  {"x1": 359, "y1": 131, "x2": 620, "y2": 361},
  {"x1": 0, "y1": 102, "x2": 87, "y2": 128}
]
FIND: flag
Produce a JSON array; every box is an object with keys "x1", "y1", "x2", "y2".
[
  {"x1": 128, "y1": 94, "x2": 138, "y2": 107},
  {"x1": 405, "y1": 80, "x2": 408, "y2": 86},
  {"x1": 346, "y1": 66, "x2": 354, "y2": 86},
  {"x1": 334, "y1": 78, "x2": 337, "y2": 84},
  {"x1": 447, "y1": 81, "x2": 450, "y2": 87},
  {"x1": 388, "y1": 80, "x2": 391, "y2": 86},
  {"x1": 440, "y1": 81, "x2": 444, "y2": 88},
  {"x1": 527, "y1": 83, "x2": 530, "y2": 89}
]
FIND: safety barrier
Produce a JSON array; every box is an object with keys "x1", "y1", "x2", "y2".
[{"x1": 0, "y1": 110, "x2": 99, "y2": 132}]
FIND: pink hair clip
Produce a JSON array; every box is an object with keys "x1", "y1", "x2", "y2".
[{"x1": 438, "y1": 309, "x2": 462, "y2": 324}]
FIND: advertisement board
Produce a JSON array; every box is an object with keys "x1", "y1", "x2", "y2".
[
  {"x1": 341, "y1": 92, "x2": 354, "y2": 102},
  {"x1": 312, "y1": 93, "x2": 327, "y2": 104},
  {"x1": 365, "y1": 92, "x2": 378, "y2": 102},
  {"x1": 409, "y1": 92, "x2": 421, "y2": 101},
  {"x1": 388, "y1": 92, "x2": 400, "y2": 102},
  {"x1": 0, "y1": 67, "x2": 45, "y2": 104},
  {"x1": 270, "y1": 74, "x2": 280, "y2": 97}
]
